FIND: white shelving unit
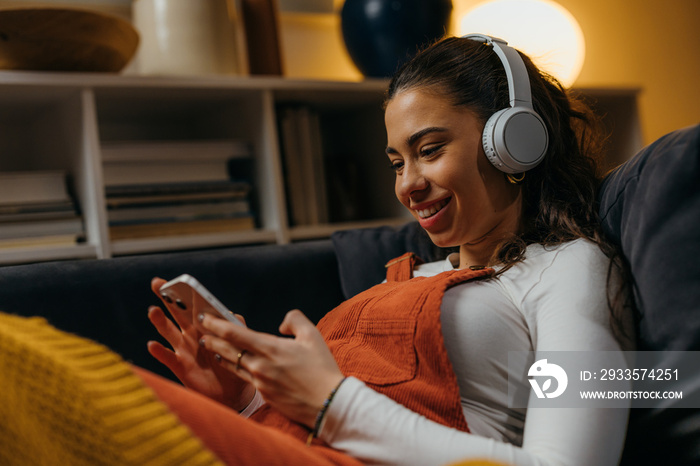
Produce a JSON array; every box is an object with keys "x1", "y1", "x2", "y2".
[{"x1": 0, "y1": 72, "x2": 642, "y2": 265}]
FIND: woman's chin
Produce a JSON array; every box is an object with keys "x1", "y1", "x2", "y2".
[{"x1": 423, "y1": 230, "x2": 460, "y2": 249}]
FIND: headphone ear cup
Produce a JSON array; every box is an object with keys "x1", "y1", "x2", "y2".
[
  {"x1": 482, "y1": 108, "x2": 509, "y2": 172},
  {"x1": 482, "y1": 107, "x2": 549, "y2": 174}
]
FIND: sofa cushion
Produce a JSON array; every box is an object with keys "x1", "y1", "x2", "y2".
[
  {"x1": 0, "y1": 240, "x2": 343, "y2": 380},
  {"x1": 331, "y1": 221, "x2": 447, "y2": 299},
  {"x1": 598, "y1": 124, "x2": 700, "y2": 351},
  {"x1": 603, "y1": 125, "x2": 700, "y2": 466}
]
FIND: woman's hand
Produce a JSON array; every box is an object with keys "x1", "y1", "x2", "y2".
[
  {"x1": 199, "y1": 309, "x2": 345, "y2": 428},
  {"x1": 147, "y1": 277, "x2": 256, "y2": 412}
]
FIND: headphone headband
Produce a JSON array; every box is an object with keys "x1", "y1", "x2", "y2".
[
  {"x1": 462, "y1": 33, "x2": 549, "y2": 174},
  {"x1": 462, "y1": 33, "x2": 533, "y2": 109}
]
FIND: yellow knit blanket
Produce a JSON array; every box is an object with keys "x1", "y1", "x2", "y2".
[{"x1": 0, "y1": 312, "x2": 222, "y2": 465}]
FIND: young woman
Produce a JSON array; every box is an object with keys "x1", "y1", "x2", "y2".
[{"x1": 142, "y1": 35, "x2": 633, "y2": 465}]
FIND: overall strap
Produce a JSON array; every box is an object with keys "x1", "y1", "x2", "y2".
[
  {"x1": 319, "y1": 264, "x2": 495, "y2": 435},
  {"x1": 385, "y1": 252, "x2": 423, "y2": 282}
]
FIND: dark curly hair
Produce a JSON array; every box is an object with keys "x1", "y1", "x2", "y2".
[{"x1": 385, "y1": 36, "x2": 634, "y2": 344}]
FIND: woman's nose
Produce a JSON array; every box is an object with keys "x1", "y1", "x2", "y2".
[{"x1": 396, "y1": 162, "x2": 428, "y2": 199}]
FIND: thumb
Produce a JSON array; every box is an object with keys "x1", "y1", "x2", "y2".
[
  {"x1": 151, "y1": 276, "x2": 166, "y2": 294},
  {"x1": 279, "y1": 309, "x2": 314, "y2": 338},
  {"x1": 234, "y1": 313, "x2": 247, "y2": 327}
]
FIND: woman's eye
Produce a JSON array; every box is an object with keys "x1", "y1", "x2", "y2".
[
  {"x1": 420, "y1": 144, "x2": 444, "y2": 157},
  {"x1": 389, "y1": 161, "x2": 404, "y2": 172}
]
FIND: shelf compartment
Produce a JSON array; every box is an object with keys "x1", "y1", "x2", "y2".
[
  {"x1": 92, "y1": 85, "x2": 285, "y2": 249},
  {"x1": 274, "y1": 83, "x2": 403, "y2": 229},
  {"x1": 0, "y1": 86, "x2": 100, "y2": 256}
]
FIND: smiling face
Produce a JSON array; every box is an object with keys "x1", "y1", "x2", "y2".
[{"x1": 385, "y1": 88, "x2": 523, "y2": 267}]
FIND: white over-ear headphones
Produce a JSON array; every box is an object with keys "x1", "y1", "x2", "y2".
[{"x1": 463, "y1": 34, "x2": 549, "y2": 174}]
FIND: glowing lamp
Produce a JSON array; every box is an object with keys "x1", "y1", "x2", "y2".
[{"x1": 459, "y1": 0, "x2": 585, "y2": 87}]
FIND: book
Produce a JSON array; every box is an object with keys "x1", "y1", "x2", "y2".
[
  {"x1": 105, "y1": 180, "x2": 252, "y2": 198},
  {"x1": 300, "y1": 108, "x2": 328, "y2": 224},
  {"x1": 0, "y1": 209, "x2": 79, "y2": 224},
  {"x1": 311, "y1": 111, "x2": 329, "y2": 224},
  {"x1": 0, "y1": 170, "x2": 84, "y2": 249},
  {"x1": 100, "y1": 140, "x2": 251, "y2": 163},
  {"x1": 297, "y1": 107, "x2": 320, "y2": 224},
  {"x1": 101, "y1": 140, "x2": 252, "y2": 187},
  {"x1": 279, "y1": 107, "x2": 308, "y2": 226},
  {"x1": 109, "y1": 216, "x2": 255, "y2": 240},
  {"x1": 278, "y1": 106, "x2": 328, "y2": 226},
  {"x1": 106, "y1": 189, "x2": 250, "y2": 209},
  {"x1": 0, "y1": 234, "x2": 81, "y2": 250},
  {"x1": 0, "y1": 217, "x2": 84, "y2": 240},
  {"x1": 0, "y1": 171, "x2": 71, "y2": 206},
  {"x1": 103, "y1": 160, "x2": 233, "y2": 186},
  {"x1": 0, "y1": 200, "x2": 76, "y2": 215},
  {"x1": 107, "y1": 200, "x2": 251, "y2": 224}
]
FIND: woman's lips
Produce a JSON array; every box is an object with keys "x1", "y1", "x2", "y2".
[
  {"x1": 413, "y1": 197, "x2": 452, "y2": 230},
  {"x1": 415, "y1": 197, "x2": 450, "y2": 219}
]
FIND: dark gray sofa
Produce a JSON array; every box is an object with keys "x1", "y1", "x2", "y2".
[
  {"x1": 0, "y1": 239, "x2": 345, "y2": 379},
  {"x1": 1, "y1": 124, "x2": 698, "y2": 465}
]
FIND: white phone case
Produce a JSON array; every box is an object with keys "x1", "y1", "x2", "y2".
[{"x1": 158, "y1": 274, "x2": 243, "y2": 326}]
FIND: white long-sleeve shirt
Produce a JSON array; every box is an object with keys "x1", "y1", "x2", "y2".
[{"x1": 318, "y1": 239, "x2": 630, "y2": 466}]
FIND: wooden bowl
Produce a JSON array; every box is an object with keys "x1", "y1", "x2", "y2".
[{"x1": 0, "y1": 7, "x2": 139, "y2": 72}]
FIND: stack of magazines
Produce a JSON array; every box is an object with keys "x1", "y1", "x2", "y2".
[
  {"x1": 0, "y1": 171, "x2": 84, "y2": 249},
  {"x1": 101, "y1": 140, "x2": 256, "y2": 241}
]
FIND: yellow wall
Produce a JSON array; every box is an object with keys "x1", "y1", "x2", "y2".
[
  {"x1": 281, "y1": 0, "x2": 700, "y2": 144},
  {"x1": 541, "y1": 0, "x2": 699, "y2": 143}
]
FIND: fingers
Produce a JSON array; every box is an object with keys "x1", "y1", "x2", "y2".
[
  {"x1": 146, "y1": 340, "x2": 180, "y2": 371},
  {"x1": 197, "y1": 328, "x2": 255, "y2": 385},
  {"x1": 279, "y1": 310, "x2": 327, "y2": 350},
  {"x1": 150, "y1": 276, "x2": 197, "y2": 331},
  {"x1": 198, "y1": 310, "x2": 318, "y2": 365},
  {"x1": 151, "y1": 277, "x2": 167, "y2": 295},
  {"x1": 201, "y1": 334, "x2": 245, "y2": 366},
  {"x1": 147, "y1": 308, "x2": 188, "y2": 374},
  {"x1": 197, "y1": 310, "x2": 317, "y2": 375},
  {"x1": 206, "y1": 344, "x2": 255, "y2": 384},
  {"x1": 150, "y1": 277, "x2": 180, "y2": 317},
  {"x1": 148, "y1": 305, "x2": 184, "y2": 344},
  {"x1": 200, "y1": 313, "x2": 271, "y2": 354},
  {"x1": 278, "y1": 309, "x2": 315, "y2": 338},
  {"x1": 198, "y1": 315, "x2": 268, "y2": 382}
]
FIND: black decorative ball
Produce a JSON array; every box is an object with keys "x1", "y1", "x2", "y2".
[{"x1": 341, "y1": 0, "x2": 452, "y2": 78}]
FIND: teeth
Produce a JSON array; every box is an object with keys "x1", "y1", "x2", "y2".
[{"x1": 416, "y1": 198, "x2": 449, "y2": 219}]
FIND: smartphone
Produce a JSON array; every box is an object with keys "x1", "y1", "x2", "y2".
[{"x1": 158, "y1": 274, "x2": 243, "y2": 327}]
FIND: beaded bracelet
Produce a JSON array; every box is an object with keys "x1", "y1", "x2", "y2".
[{"x1": 306, "y1": 377, "x2": 348, "y2": 446}]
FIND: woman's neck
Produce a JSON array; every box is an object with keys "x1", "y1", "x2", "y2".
[
  {"x1": 458, "y1": 240, "x2": 501, "y2": 269},
  {"x1": 457, "y1": 200, "x2": 522, "y2": 269}
]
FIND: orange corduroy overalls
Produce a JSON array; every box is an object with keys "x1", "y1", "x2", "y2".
[{"x1": 138, "y1": 253, "x2": 493, "y2": 465}]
